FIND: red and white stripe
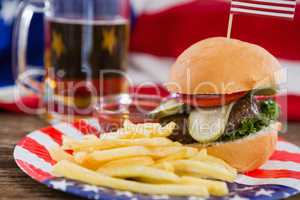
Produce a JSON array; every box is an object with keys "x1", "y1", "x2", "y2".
[
  {"x1": 52, "y1": 123, "x2": 84, "y2": 140},
  {"x1": 26, "y1": 130, "x2": 59, "y2": 149},
  {"x1": 235, "y1": 140, "x2": 300, "y2": 190},
  {"x1": 14, "y1": 146, "x2": 53, "y2": 173},
  {"x1": 14, "y1": 119, "x2": 100, "y2": 181},
  {"x1": 236, "y1": 176, "x2": 300, "y2": 190},
  {"x1": 230, "y1": 0, "x2": 297, "y2": 19},
  {"x1": 277, "y1": 140, "x2": 300, "y2": 154},
  {"x1": 130, "y1": 0, "x2": 194, "y2": 15}
]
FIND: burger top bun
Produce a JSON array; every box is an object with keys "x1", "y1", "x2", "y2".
[{"x1": 167, "y1": 37, "x2": 283, "y2": 94}]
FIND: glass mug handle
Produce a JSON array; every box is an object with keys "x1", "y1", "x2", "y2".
[{"x1": 12, "y1": 0, "x2": 45, "y2": 94}]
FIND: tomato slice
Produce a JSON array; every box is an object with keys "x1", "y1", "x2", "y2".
[{"x1": 178, "y1": 92, "x2": 247, "y2": 107}]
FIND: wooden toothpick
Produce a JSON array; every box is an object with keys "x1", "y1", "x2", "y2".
[{"x1": 227, "y1": 13, "x2": 234, "y2": 39}]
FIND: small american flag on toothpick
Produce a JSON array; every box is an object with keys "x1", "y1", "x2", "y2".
[{"x1": 227, "y1": 0, "x2": 297, "y2": 38}]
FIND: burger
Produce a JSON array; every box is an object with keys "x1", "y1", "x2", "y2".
[{"x1": 149, "y1": 37, "x2": 282, "y2": 172}]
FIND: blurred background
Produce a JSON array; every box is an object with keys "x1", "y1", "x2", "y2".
[{"x1": 0, "y1": 0, "x2": 299, "y2": 121}]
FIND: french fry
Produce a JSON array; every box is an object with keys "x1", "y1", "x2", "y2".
[
  {"x1": 49, "y1": 120, "x2": 239, "y2": 197},
  {"x1": 192, "y1": 154, "x2": 237, "y2": 175},
  {"x1": 88, "y1": 146, "x2": 151, "y2": 163},
  {"x1": 123, "y1": 120, "x2": 161, "y2": 133},
  {"x1": 134, "y1": 178, "x2": 168, "y2": 184},
  {"x1": 180, "y1": 176, "x2": 229, "y2": 196},
  {"x1": 53, "y1": 160, "x2": 209, "y2": 197},
  {"x1": 149, "y1": 146, "x2": 184, "y2": 158},
  {"x1": 97, "y1": 165, "x2": 180, "y2": 183},
  {"x1": 82, "y1": 135, "x2": 99, "y2": 140},
  {"x1": 156, "y1": 147, "x2": 198, "y2": 162},
  {"x1": 156, "y1": 152, "x2": 185, "y2": 162},
  {"x1": 101, "y1": 120, "x2": 159, "y2": 140},
  {"x1": 49, "y1": 147, "x2": 74, "y2": 162},
  {"x1": 100, "y1": 121, "x2": 176, "y2": 139},
  {"x1": 73, "y1": 151, "x2": 102, "y2": 170},
  {"x1": 124, "y1": 137, "x2": 174, "y2": 147},
  {"x1": 99, "y1": 130, "x2": 127, "y2": 140},
  {"x1": 61, "y1": 136, "x2": 80, "y2": 150},
  {"x1": 171, "y1": 160, "x2": 236, "y2": 182},
  {"x1": 73, "y1": 152, "x2": 87, "y2": 164},
  {"x1": 100, "y1": 156, "x2": 154, "y2": 168},
  {"x1": 171, "y1": 142, "x2": 183, "y2": 147},
  {"x1": 152, "y1": 162, "x2": 175, "y2": 172},
  {"x1": 102, "y1": 129, "x2": 150, "y2": 140},
  {"x1": 157, "y1": 122, "x2": 177, "y2": 137},
  {"x1": 63, "y1": 135, "x2": 124, "y2": 151},
  {"x1": 198, "y1": 149, "x2": 208, "y2": 157},
  {"x1": 72, "y1": 140, "x2": 122, "y2": 152},
  {"x1": 69, "y1": 137, "x2": 175, "y2": 152}
]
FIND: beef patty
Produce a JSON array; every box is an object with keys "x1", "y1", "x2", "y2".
[
  {"x1": 159, "y1": 114, "x2": 197, "y2": 144},
  {"x1": 224, "y1": 95, "x2": 260, "y2": 133}
]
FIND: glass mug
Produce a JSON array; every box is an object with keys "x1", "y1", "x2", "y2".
[{"x1": 13, "y1": 0, "x2": 130, "y2": 122}]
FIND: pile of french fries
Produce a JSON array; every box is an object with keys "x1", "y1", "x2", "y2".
[{"x1": 50, "y1": 120, "x2": 237, "y2": 197}]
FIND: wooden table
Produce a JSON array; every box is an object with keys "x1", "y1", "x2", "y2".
[{"x1": 0, "y1": 113, "x2": 299, "y2": 200}]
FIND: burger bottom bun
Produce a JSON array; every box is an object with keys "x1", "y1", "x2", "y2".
[{"x1": 189, "y1": 123, "x2": 280, "y2": 172}]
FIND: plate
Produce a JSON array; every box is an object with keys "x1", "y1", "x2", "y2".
[{"x1": 14, "y1": 118, "x2": 300, "y2": 200}]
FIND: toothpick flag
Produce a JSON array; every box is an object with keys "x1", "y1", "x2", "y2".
[
  {"x1": 231, "y1": 0, "x2": 297, "y2": 19},
  {"x1": 227, "y1": 0, "x2": 297, "y2": 38}
]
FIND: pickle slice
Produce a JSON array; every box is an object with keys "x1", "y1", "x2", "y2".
[
  {"x1": 188, "y1": 103, "x2": 234, "y2": 143},
  {"x1": 148, "y1": 99, "x2": 185, "y2": 119},
  {"x1": 253, "y1": 88, "x2": 278, "y2": 96}
]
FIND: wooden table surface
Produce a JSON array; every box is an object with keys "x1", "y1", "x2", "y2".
[{"x1": 0, "y1": 113, "x2": 299, "y2": 200}]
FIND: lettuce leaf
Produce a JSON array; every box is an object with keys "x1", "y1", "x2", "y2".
[
  {"x1": 260, "y1": 99, "x2": 280, "y2": 120},
  {"x1": 219, "y1": 99, "x2": 280, "y2": 141}
]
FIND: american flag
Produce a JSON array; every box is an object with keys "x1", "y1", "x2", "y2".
[
  {"x1": 1, "y1": 0, "x2": 300, "y2": 121},
  {"x1": 14, "y1": 118, "x2": 300, "y2": 200},
  {"x1": 230, "y1": 0, "x2": 297, "y2": 19}
]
